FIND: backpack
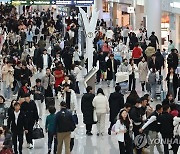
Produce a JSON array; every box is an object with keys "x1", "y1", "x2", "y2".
[
  {"x1": 35, "y1": 28, "x2": 39, "y2": 35},
  {"x1": 148, "y1": 72, "x2": 156, "y2": 84}
]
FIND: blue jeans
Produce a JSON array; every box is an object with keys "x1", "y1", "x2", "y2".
[
  {"x1": 13, "y1": 80, "x2": 21, "y2": 95},
  {"x1": 48, "y1": 132, "x2": 57, "y2": 153},
  {"x1": 3, "y1": 81, "x2": 11, "y2": 99},
  {"x1": 150, "y1": 84, "x2": 156, "y2": 99}
]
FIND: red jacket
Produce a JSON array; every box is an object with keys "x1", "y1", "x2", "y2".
[{"x1": 132, "y1": 47, "x2": 142, "y2": 59}]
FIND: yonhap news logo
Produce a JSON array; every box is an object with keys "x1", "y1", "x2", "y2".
[{"x1": 134, "y1": 134, "x2": 148, "y2": 149}]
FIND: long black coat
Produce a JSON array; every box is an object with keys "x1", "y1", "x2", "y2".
[
  {"x1": 158, "y1": 112, "x2": 174, "y2": 138},
  {"x1": 106, "y1": 59, "x2": 118, "y2": 80},
  {"x1": 81, "y1": 93, "x2": 95, "y2": 124},
  {"x1": 109, "y1": 92, "x2": 124, "y2": 122}
]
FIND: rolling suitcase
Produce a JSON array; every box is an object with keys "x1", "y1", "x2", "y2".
[{"x1": 45, "y1": 97, "x2": 55, "y2": 109}]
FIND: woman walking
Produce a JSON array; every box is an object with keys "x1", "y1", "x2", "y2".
[
  {"x1": 115, "y1": 109, "x2": 133, "y2": 154},
  {"x1": 92, "y1": 88, "x2": 109, "y2": 136},
  {"x1": 165, "y1": 67, "x2": 178, "y2": 99},
  {"x1": 138, "y1": 57, "x2": 148, "y2": 92}
]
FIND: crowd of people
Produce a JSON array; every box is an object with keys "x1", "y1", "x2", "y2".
[{"x1": 0, "y1": 2, "x2": 180, "y2": 154}]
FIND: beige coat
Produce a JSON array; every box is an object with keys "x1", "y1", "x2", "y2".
[
  {"x1": 41, "y1": 73, "x2": 55, "y2": 89},
  {"x1": 2, "y1": 65, "x2": 14, "y2": 88},
  {"x1": 138, "y1": 61, "x2": 148, "y2": 82}
]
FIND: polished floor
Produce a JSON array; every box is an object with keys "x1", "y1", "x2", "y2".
[
  {"x1": 1, "y1": 67, "x2": 173, "y2": 154},
  {"x1": 0, "y1": 16, "x2": 173, "y2": 153}
]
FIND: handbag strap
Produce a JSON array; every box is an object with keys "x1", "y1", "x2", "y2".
[{"x1": 34, "y1": 123, "x2": 42, "y2": 129}]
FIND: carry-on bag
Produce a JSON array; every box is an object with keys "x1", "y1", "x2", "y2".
[{"x1": 32, "y1": 123, "x2": 44, "y2": 139}]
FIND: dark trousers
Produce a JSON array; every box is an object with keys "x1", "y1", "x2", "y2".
[
  {"x1": 125, "y1": 133, "x2": 133, "y2": 154},
  {"x1": 96, "y1": 70, "x2": 101, "y2": 83},
  {"x1": 70, "y1": 138, "x2": 74, "y2": 152},
  {"x1": 12, "y1": 131, "x2": 23, "y2": 154},
  {"x1": 75, "y1": 81, "x2": 80, "y2": 94},
  {"x1": 133, "y1": 58, "x2": 140, "y2": 66},
  {"x1": 54, "y1": 87, "x2": 58, "y2": 96},
  {"x1": 163, "y1": 137, "x2": 179, "y2": 154},
  {"x1": 118, "y1": 141, "x2": 125, "y2": 154},
  {"x1": 45, "y1": 87, "x2": 53, "y2": 109},
  {"x1": 123, "y1": 37, "x2": 128, "y2": 45},
  {"x1": 109, "y1": 121, "x2": 115, "y2": 131},
  {"x1": 133, "y1": 124, "x2": 142, "y2": 154},
  {"x1": 86, "y1": 124, "x2": 92, "y2": 133},
  {"x1": 141, "y1": 82, "x2": 145, "y2": 91},
  {"x1": 33, "y1": 36, "x2": 38, "y2": 43},
  {"x1": 26, "y1": 122, "x2": 34, "y2": 144},
  {"x1": 48, "y1": 132, "x2": 57, "y2": 153},
  {"x1": 129, "y1": 74, "x2": 136, "y2": 91}
]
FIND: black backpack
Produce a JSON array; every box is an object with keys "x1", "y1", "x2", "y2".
[{"x1": 35, "y1": 28, "x2": 39, "y2": 35}]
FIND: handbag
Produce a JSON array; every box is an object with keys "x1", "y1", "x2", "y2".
[
  {"x1": 93, "y1": 109, "x2": 97, "y2": 123},
  {"x1": 72, "y1": 112, "x2": 78, "y2": 125},
  {"x1": 32, "y1": 123, "x2": 44, "y2": 139},
  {"x1": 0, "y1": 148, "x2": 13, "y2": 154}
]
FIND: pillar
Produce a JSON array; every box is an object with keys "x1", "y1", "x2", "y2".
[
  {"x1": 109, "y1": 2, "x2": 113, "y2": 27},
  {"x1": 172, "y1": 14, "x2": 180, "y2": 50},
  {"x1": 169, "y1": 13, "x2": 176, "y2": 41},
  {"x1": 112, "y1": 2, "x2": 122, "y2": 27},
  {"x1": 131, "y1": 0, "x2": 136, "y2": 30},
  {"x1": 117, "y1": 4, "x2": 122, "y2": 26},
  {"x1": 93, "y1": 0, "x2": 103, "y2": 19},
  {"x1": 146, "y1": 0, "x2": 161, "y2": 43}
]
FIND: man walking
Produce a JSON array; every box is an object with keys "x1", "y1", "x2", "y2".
[
  {"x1": 21, "y1": 93, "x2": 39, "y2": 149},
  {"x1": 54, "y1": 101, "x2": 75, "y2": 154},
  {"x1": 139, "y1": 104, "x2": 163, "y2": 154},
  {"x1": 8, "y1": 102, "x2": 28, "y2": 154},
  {"x1": 108, "y1": 85, "x2": 124, "y2": 135}
]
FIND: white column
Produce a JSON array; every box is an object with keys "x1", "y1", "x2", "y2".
[
  {"x1": 169, "y1": 13, "x2": 176, "y2": 41},
  {"x1": 146, "y1": 0, "x2": 161, "y2": 42},
  {"x1": 93, "y1": 0, "x2": 103, "y2": 19},
  {"x1": 132, "y1": 0, "x2": 136, "y2": 30}
]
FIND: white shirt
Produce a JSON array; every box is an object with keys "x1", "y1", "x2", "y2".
[
  {"x1": 170, "y1": 74, "x2": 173, "y2": 83},
  {"x1": 142, "y1": 115, "x2": 157, "y2": 130},
  {"x1": 43, "y1": 54, "x2": 48, "y2": 67},
  {"x1": 14, "y1": 111, "x2": 20, "y2": 125}
]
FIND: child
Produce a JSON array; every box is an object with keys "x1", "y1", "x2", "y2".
[{"x1": 45, "y1": 106, "x2": 57, "y2": 154}]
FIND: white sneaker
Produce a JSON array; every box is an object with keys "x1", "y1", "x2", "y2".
[{"x1": 29, "y1": 144, "x2": 33, "y2": 149}]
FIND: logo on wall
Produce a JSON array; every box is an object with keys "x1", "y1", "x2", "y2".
[{"x1": 87, "y1": 32, "x2": 93, "y2": 38}]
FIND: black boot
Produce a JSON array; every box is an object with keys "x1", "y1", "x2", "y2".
[{"x1": 108, "y1": 128, "x2": 111, "y2": 135}]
